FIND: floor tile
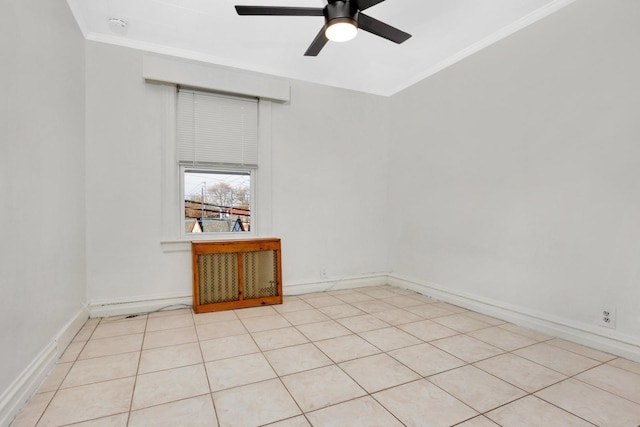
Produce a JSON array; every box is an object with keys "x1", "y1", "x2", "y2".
[
  {"x1": 251, "y1": 326, "x2": 309, "y2": 351},
  {"x1": 65, "y1": 413, "x2": 128, "y2": 426},
  {"x1": 264, "y1": 343, "x2": 333, "y2": 376},
  {"x1": 463, "y1": 312, "x2": 505, "y2": 326},
  {"x1": 296, "y1": 320, "x2": 351, "y2": 341},
  {"x1": 280, "y1": 309, "x2": 330, "y2": 326},
  {"x1": 148, "y1": 307, "x2": 192, "y2": 318},
  {"x1": 468, "y1": 326, "x2": 538, "y2": 351},
  {"x1": 234, "y1": 305, "x2": 278, "y2": 319},
  {"x1": 62, "y1": 352, "x2": 139, "y2": 388},
  {"x1": 138, "y1": 342, "x2": 202, "y2": 374},
  {"x1": 373, "y1": 379, "x2": 477, "y2": 427},
  {"x1": 10, "y1": 391, "x2": 54, "y2": 427},
  {"x1": 145, "y1": 313, "x2": 193, "y2": 332},
  {"x1": 608, "y1": 357, "x2": 640, "y2": 375},
  {"x1": 58, "y1": 341, "x2": 86, "y2": 363},
  {"x1": 513, "y1": 342, "x2": 601, "y2": 376},
  {"x1": 535, "y1": 378, "x2": 640, "y2": 427},
  {"x1": 334, "y1": 292, "x2": 375, "y2": 303},
  {"x1": 213, "y1": 379, "x2": 301, "y2": 427},
  {"x1": 474, "y1": 353, "x2": 566, "y2": 393},
  {"x1": 429, "y1": 365, "x2": 526, "y2": 412},
  {"x1": 306, "y1": 396, "x2": 404, "y2": 427},
  {"x1": 339, "y1": 353, "x2": 420, "y2": 393},
  {"x1": 359, "y1": 327, "x2": 422, "y2": 351},
  {"x1": 142, "y1": 325, "x2": 198, "y2": 350},
  {"x1": 131, "y1": 364, "x2": 210, "y2": 410},
  {"x1": 406, "y1": 304, "x2": 455, "y2": 318},
  {"x1": 576, "y1": 364, "x2": 640, "y2": 403},
  {"x1": 359, "y1": 286, "x2": 398, "y2": 299},
  {"x1": 547, "y1": 338, "x2": 615, "y2": 362},
  {"x1": 91, "y1": 318, "x2": 147, "y2": 339},
  {"x1": 498, "y1": 323, "x2": 552, "y2": 341},
  {"x1": 38, "y1": 377, "x2": 134, "y2": 426},
  {"x1": 206, "y1": 352, "x2": 277, "y2": 391},
  {"x1": 351, "y1": 300, "x2": 397, "y2": 314},
  {"x1": 487, "y1": 395, "x2": 593, "y2": 427},
  {"x1": 195, "y1": 319, "x2": 247, "y2": 341},
  {"x1": 371, "y1": 308, "x2": 422, "y2": 325},
  {"x1": 314, "y1": 334, "x2": 381, "y2": 363},
  {"x1": 336, "y1": 314, "x2": 390, "y2": 333},
  {"x1": 78, "y1": 334, "x2": 143, "y2": 360},
  {"x1": 264, "y1": 415, "x2": 312, "y2": 426},
  {"x1": 240, "y1": 313, "x2": 291, "y2": 332},
  {"x1": 397, "y1": 319, "x2": 459, "y2": 342},
  {"x1": 432, "y1": 302, "x2": 468, "y2": 314},
  {"x1": 456, "y1": 416, "x2": 500, "y2": 427},
  {"x1": 431, "y1": 313, "x2": 491, "y2": 333},
  {"x1": 200, "y1": 334, "x2": 260, "y2": 361},
  {"x1": 38, "y1": 362, "x2": 73, "y2": 392},
  {"x1": 129, "y1": 394, "x2": 217, "y2": 427},
  {"x1": 73, "y1": 320, "x2": 99, "y2": 342},
  {"x1": 384, "y1": 295, "x2": 425, "y2": 308},
  {"x1": 273, "y1": 299, "x2": 313, "y2": 314},
  {"x1": 430, "y1": 335, "x2": 504, "y2": 363},
  {"x1": 281, "y1": 365, "x2": 366, "y2": 412},
  {"x1": 388, "y1": 343, "x2": 465, "y2": 377},
  {"x1": 317, "y1": 304, "x2": 365, "y2": 319},
  {"x1": 358, "y1": 288, "x2": 399, "y2": 299},
  {"x1": 304, "y1": 295, "x2": 344, "y2": 308},
  {"x1": 192, "y1": 310, "x2": 238, "y2": 325}
]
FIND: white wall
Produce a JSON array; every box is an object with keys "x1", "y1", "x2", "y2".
[
  {"x1": 84, "y1": 42, "x2": 391, "y2": 305},
  {"x1": 0, "y1": 0, "x2": 86, "y2": 414},
  {"x1": 389, "y1": 0, "x2": 640, "y2": 346}
]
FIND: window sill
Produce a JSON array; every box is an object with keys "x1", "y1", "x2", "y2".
[{"x1": 160, "y1": 233, "x2": 260, "y2": 253}]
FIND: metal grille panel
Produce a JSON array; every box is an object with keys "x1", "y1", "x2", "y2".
[
  {"x1": 198, "y1": 253, "x2": 239, "y2": 304},
  {"x1": 243, "y1": 250, "x2": 278, "y2": 299}
]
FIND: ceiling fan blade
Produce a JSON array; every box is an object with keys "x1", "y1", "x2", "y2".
[
  {"x1": 357, "y1": 12, "x2": 411, "y2": 44},
  {"x1": 304, "y1": 26, "x2": 329, "y2": 56},
  {"x1": 356, "y1": 0, "x2": 386, "y2": 11},
  {"x1": 235, "y1": 6, "x2": 324, "y2": 16}
]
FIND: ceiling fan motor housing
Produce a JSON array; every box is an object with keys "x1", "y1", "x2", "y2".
[{"x1": 325, "y1": 0, "x2": 359, "y2": 28}]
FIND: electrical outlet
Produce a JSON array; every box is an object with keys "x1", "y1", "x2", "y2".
[{"x1": 598, "y1": 307, "x2": 616, "y2": 329}]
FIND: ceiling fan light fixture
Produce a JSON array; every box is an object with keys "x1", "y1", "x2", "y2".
[{"x1": 325, "y1": 18, "x2": 357, "y2": 42}]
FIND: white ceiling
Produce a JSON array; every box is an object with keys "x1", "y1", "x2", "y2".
[{"x1": 67, "y1": 0, "x2": 574, "y2": 96}]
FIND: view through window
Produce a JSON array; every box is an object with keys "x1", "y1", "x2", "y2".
[{"x1": 184, "y1": 169, "x2": 251, "y2": 234}]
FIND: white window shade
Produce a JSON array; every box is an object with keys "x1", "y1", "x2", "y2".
[{"x1": 177, "y1": 89, "x2": 258, "y2": 167}]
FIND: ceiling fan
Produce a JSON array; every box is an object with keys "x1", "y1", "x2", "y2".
[{"x1": 235, "y1": 0, "x2": 411, "y2": 56}]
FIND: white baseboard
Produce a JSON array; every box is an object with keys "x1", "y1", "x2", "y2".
[
  {"x1": 0, "y1": 307, "x2": 88, "y2": 427},
  {"x1": 283, "y1": 273, "x2": 390, "y2": 296},
  {"x1": 388, "y1": 275, "x2": 640, "y2": 363},
  {"x1": 88, "y1": 294, "x2": 192, "y2": 318}
]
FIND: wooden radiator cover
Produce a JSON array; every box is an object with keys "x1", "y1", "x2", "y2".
[{"x1": 191, "y1": 238, "x2": 282, "y2": 313}]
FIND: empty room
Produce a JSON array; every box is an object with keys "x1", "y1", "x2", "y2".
[{"x1": 1, "y1": 0, "x2": 639, "y2": 426}]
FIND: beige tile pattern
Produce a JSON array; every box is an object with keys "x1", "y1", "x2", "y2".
[
  {"x1": 212, "y1": 379, "x2": 301, "y2": 427},
  {"x1": 429, "y1": 365, "x2": 527, "y2": 412},
  {"x1": 306, "y1": 396, "x2": 404, "y2": 427},
  {"x1": 281, "y1": 365, "x2": 366, "y2": 412},
  {"x1": 15, "y1": 284, "x2": 640, "y2": 427},
  {"x1": 128, "y1": 394, "x2": 217, "y2": 427},
  {"x1": 487, "y1": 395, "x2": 593, "y2": 427},
  {"x1": 535, "y1": 378, "x2": 640, "y2": 426},
  {"x1": 373, "y1": 379, "x2": 478, "y2": 427}
]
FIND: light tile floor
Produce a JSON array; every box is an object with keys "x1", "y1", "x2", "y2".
[{"x1": 11, "y1": 285, "x2": 640, "y2": 427}]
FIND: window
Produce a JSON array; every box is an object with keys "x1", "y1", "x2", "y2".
[
  {"x1": 177, "y1": 88, "x2": 258, "y2": 237},
  {"x1": 183, "y1": 169, "x2": 252, "y2": 233}
]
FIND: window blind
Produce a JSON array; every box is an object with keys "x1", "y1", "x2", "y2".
[{"x1": 177, "y1": 89, "x2": 258, "y2": 167}]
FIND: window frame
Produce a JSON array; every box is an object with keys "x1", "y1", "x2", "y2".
[
  {"x1": 159, "y1": 84, "x2": 272, "y2": 248},
  {"x1": 180, "y1": 165, "x2": 257, "y2": 240}
]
